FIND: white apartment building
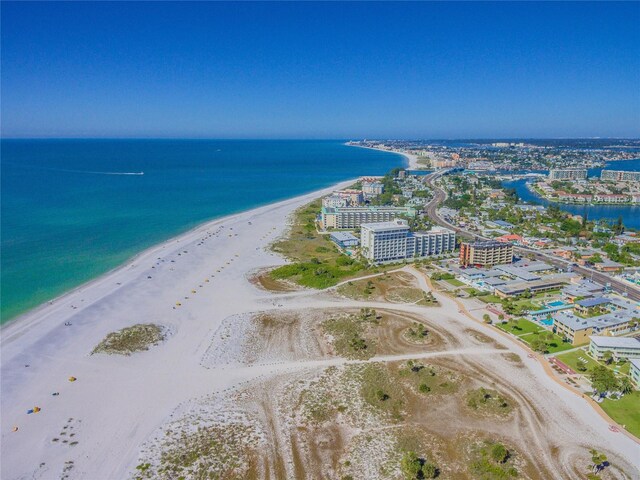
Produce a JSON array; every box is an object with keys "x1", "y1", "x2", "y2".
[
  {"x1": 589, "y1": 336, "x2": 640, "y2": 361},
  {"x1": 601, "y1": 170, "x2": 640, "y2": 182},
  {"x1": 322, "y1": 194, "x2": 348, "y2": 208},
  {"x1": 362, "y1": 181, "x2": 384, "y2": 197},
  {"x1": 360, "y1": 219, "x2": 456, "y2": 263},
  {"x1": 320, "y1": 206, "x2": 415, "y2": 229},
  {"x1": 548, "y1": 169, "x2": 587, "y2": 181}
]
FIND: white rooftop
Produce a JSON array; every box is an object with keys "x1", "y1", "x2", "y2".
[
  {"x1": 590, "y1": 336, "x2": 640, "y2": 349},
  {"x1": 360, "y1": 219, "x2": 410, "y2": 232}
]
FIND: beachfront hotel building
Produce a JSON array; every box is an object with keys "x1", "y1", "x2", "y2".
[
  {"x1": 360, "y1": 219, "x2": 456, "y2": 263},
  {"x1": 459, "y1": 240, "x2": 514, "y2": 268},
  {"x1": 600, "y1": 169, "x2": 640, "y2": 182},
  {"x1": 320, "y1": 206, "x2": 415, "y2": 230},
  {"x1": 548, "y1": 168, "x2": 587, "y2": 181}
]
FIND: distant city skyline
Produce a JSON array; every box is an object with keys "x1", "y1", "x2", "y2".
[{"x1": 2, "y1": 1, "x2": 639, "y2": 138}]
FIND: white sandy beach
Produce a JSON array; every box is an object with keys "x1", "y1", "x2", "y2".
[
  {"x1": 346, "y1": 143, "x2": 421, "y2": 170},
  {"x1": 1, "y1": 179, "x2": 639, "y2": 479}
]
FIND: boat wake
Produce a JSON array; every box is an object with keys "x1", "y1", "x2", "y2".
[{"x1": 4, "y1": 162, "x2": 144, "y2": 176}]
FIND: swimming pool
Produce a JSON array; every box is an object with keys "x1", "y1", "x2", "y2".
[
  {"x1": 547, "y1": 301, "x2": 566, "y2": 308},
  {"x1": 540, "y1": 318, "x2": 554, "y2": 326}
]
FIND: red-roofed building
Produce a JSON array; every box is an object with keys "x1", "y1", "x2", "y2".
[{"x1": 496, "y1": 234, "x2": 524, "y2": 245}]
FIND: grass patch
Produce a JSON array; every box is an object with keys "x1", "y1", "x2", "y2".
[
  {"x1": 466, "y1": 388, "x2": 513, "y2": 417},
  {"x1": 359, "y1": 363, "x2": 404, "y2": 422},
  {"x1": 600, "y1": 391, "x2": 640, "y2": 439},
  {"x1": 337, "y1": 272, "x2": 438, "y2": 306},
  {"x1": 270, "y1": 199, "x2": 370, "y2": 288},
  {"x1": 496, "y1": 319, "x2": 543, "y2": 336},
  {"x1": 445, "y1": 278, "x2": 465, "y2": 287},
  {"x1": 496, "y1": 320, "x2": 571, "y2": 353},
  {"x1": 555, "y1": 349, "x2": 600, "y2": 373},
  {"x1": 468, "y1": 440, "x2": 519, "y2": 479},
  {"x1": 92, "y1": 324, "x2": 165, "y2": 356},
  {"x1": 478, "y1": 294, "x2": 502, "y2": 304},
  {"x1": 134, "y1": 423, "x2": 259, "y2": 480},
  {"x1": 322, "y1": 309, "x2": 380, "y2": 359},
  {"x1": 397, "y1": 360, "x2": 459, "y2": 396}
]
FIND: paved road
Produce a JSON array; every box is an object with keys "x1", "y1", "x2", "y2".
[{"x1": 423, "y1": 171, "x2": 640, "y2": 302}]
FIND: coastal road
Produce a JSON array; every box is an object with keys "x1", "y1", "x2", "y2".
[{"x1": 422, "y1": 170, "x2": 640, "y2": 302}]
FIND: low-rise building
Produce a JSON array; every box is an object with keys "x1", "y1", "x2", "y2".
[
  {"x1": 553, "y1": 310, "x2": 635, "y2": 346},
  {"x1": 320, "y1": 206, "x2": 416, "y2": 230},
  {"x1": 593, "y1": 194, "x2": 629, "y2": 204},
  {"x1": 631, "y1": 358, "x2": 640, "y2": 388},
  {"x1": 360, "y1": 220, "x2": 455, "y2": 263},
  {"x1": 329, "y1": 231, "x2": 359, "y2": 249},
  {"x1": 494, "y1": 274, "x2": 572, "y2": 299},
  {"x1": 588, "y1": 336, "x2": 640, "y2": 361},
  {"x1": 574, "y1": 297, "x2": 611, "y2": 316},
  {"x1": 594, "y1": 259, "x2": 624, "y2": 273}
]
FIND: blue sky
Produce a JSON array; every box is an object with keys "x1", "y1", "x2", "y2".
[{"x1": 2, "y1": 1, "x2": 639, "y2": 138}]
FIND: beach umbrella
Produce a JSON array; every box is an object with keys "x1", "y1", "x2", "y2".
[
  {"x1": 68, "y1": 376, "x2": 77, "y2": 382},
  {"x1": 12, "y1": 426, "x2": 18, "y2": 432}
]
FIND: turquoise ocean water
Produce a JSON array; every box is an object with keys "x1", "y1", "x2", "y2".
[{"x1": 1, "y1": 140, "x2": 404, "y2": 322}]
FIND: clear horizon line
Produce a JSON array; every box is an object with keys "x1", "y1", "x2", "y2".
[{"x1": 2, "y1": 136, "x2": 640, "y2": 141}]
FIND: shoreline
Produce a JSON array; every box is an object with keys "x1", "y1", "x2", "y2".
[
  {"x1": 345, "y1": 142, "x2": 422, "y2": 170},
  {"x1": 2, "y1": 170, "x2": 639, "y2": 477},
  {"x1": 0, "y1": 178, "x2": 356, "y2": 338}
]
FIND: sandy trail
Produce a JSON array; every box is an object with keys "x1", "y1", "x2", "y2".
[{"x1": 2, "y1": 180, "x2": 639, "y2": 479}]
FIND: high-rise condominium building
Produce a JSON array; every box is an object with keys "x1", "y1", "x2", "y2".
[
  {"x1": 459, "y1": 240, "x2": 514, "y2": 267},
  {"x1": 548, "y1": 169, "x2": 587, "y2": 181},
  {"x1": 360, "y1": 219, "x2": 456, "y2": 263}
]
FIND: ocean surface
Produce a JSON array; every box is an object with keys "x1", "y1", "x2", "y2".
[
  {"x1": 503, "y1": 158, "x2": 640, "y2": 229},
  {"x1": 1, "y1": 140, "x2": 405, "y2": 322}
]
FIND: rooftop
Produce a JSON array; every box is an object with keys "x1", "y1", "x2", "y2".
[
  {"x1": 590, "y1": 336, "x2": 640, "y2": 349},
  {"x1": 329, "y1": 232, "x2": 359, "y2": 242},
  {"x1": 575, "y1": 297, "x2": 611, "y2": 308},
  {"x1": 360, "y1": 219, "x2": 410, "y2": 232}
]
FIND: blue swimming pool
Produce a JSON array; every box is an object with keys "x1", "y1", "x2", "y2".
[
  {"x1": 540, "y1": 318, "x2": 554, "y2": 326},
  {"x1": 547, "y1": 301, "x2": 566, "y2": 308}
]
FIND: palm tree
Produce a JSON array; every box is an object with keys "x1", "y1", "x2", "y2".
[{"x1": 619, "y1": 377, "x2": 633, "y2": 395}]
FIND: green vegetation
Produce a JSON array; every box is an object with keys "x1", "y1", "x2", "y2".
[
  {"x1": 134, "y1": 422, "x2": 259, "y2": 480},
  {"x1": 478, "y1": 294, "x2": 503, "y2": 304},
  {"x1": 270, "y1": 199, "x2": 368, "y2": 288},
  {"x1": 496, "y1": 319, "x2": 571, "y2": 354},
  {"x1": 405, "y1": 322, "x2": 430, "y2": 343},
  {"x1": 399, "y1": 360, "x2": 459, "y2": 396},
  {"x1": 322, "y1": 309, "x2": 380, "y2": 359},
  {"x1": 360, "y1": 363, "x2": 404, "y2": 421},
  {"x1": 600, "y1": 392, "x2": 640, "y2": 440},
  {"x1": 555, "y1": 349, "x2": 600, "y2": 373},
  {"x1": 466, "y1": 387, "x2": 512, "y2": 417},
  {"x1": 445, "y1": 278, "x2": 464, "y2": 287},
  {"x1": 92, "y1": 324, "x2": 165, "y2": 356},
  {"x1": 496, "y1": 318, "x2": 542, "y2": 336},
  {"x1": 468, "y1": 441, "x2": 518, "y2": 480},
  {"x1": 430, "y1": 272, "x2": 455, "y2": 281},
  {"x1": 400, "y1": 451, "x2": 438, "y2": 479}
]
